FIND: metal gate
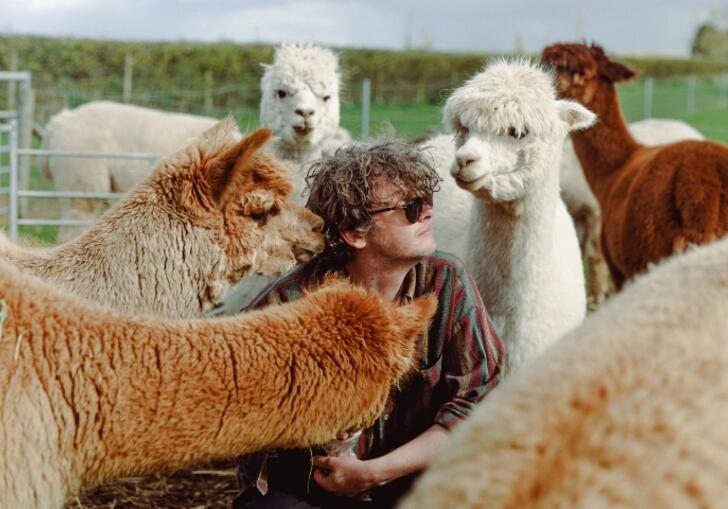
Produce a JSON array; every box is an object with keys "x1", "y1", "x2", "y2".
[{"x1": 1, "y1": 71, "x2": 158, "y2": 241}]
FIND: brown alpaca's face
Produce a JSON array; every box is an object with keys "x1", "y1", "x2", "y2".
[
  {"x1": 542, "y1": 44, "x2": 600, "y2": 106},
  {"x1": 221, "y1": 155, "x2": 324, "y2": 280}
]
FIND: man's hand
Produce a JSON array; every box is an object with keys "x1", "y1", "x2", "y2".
[{"x1": 311, "y1": 455, "x2": 377, "y2": 498}]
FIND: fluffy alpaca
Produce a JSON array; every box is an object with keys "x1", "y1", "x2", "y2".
[
  {"x1": 542, "y1": 43, "x2": 728, "y2": 288},
  {"x1": 400, "y1": 235, "x2": 728, "y2": 509},
  {"x1": 43, "y1": 101, "x2": 218, "y2": 242},
  {"x1": 260, "y1": 42, "x2": 352, "y2": 182},
  {"x1": 0, "y1": 257, "x2": 437, "y2": 509},
  {"x1": 561, "y1": 118, "x2": 705, "y2": 305},
  {"x1": 441, "y1": 59, "x2": 594, "y2": 371},
  {"x1": 1, "y1": 120, "x2": 323, "y2": 318}
]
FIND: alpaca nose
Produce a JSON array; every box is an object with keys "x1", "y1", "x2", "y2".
[
  {"x1": 295, "y1": 107, "x2": 315, "y2": 119},
  {"x1": 457, "y1": 155, "x2": 479, "y2": 170}
]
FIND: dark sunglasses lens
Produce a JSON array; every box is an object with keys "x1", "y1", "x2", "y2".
[{"x1": 405, "y1": 198, "x2": 423, "y2": 223}]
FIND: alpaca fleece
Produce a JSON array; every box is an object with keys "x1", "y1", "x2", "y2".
[
  {"x1": 0, "y1": 119, "x2": 324, "y2": 318},
  {"x1": 0, "y1": 260, "x2": 437, "y2": 509},
  {"x1": 542, "y1": 43, "x2": 728, "y2": 288},
  {"x1": 400, "y1": 236, "x2": 728, "y2": 509},
  {"x1": 560, "y1": 118, "x2": 704, "y2": 305}
]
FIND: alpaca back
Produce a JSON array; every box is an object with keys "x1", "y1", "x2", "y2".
[{"x1": 400, "y1": 236, "x2": 728, "y2": 509}]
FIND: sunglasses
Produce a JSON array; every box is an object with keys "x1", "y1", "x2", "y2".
[{"x1": 369, "y1": 196, "x2": 431, "y2": 224}]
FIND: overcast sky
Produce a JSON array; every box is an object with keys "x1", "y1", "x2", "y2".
[{"x1": 3, "y1": 0, "x2": 726, "y2": 56}]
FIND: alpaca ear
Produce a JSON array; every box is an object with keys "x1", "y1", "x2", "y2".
[
  {"x1": 206, "y1": 128, "x2": 272, "y2": 208},
  {"x1": 391, "y1": 295, "x2": 438, "y2": 341},
  {"x1": 556, "y1": 100, "x2": 597, "y2": 132},
  {"x1": 604, "y1": 61, "x2": 636, "y2": 83},
  {"x1": 240, "y1": 188, "x2": 277, "y2": 217}
]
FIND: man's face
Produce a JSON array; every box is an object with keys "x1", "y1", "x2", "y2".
[{"x1": 361, "y1": 179, "x2": 436, "y2": 263}]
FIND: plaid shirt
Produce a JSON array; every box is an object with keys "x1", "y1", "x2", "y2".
[{"x1": 234, "y1": 251, "x2": 505, "y2": 504}]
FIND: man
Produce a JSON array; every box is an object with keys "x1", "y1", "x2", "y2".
[{"x1": 232, "y1": 141, "x2": 505, "y2": 509}]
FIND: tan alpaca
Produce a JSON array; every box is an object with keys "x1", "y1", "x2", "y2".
[
  {"x1": 0, "y1": 119, "x2": 323, "y2": 318},
  {"x1": 0, "y1": 258, "x2": 437, "y2": 509}
]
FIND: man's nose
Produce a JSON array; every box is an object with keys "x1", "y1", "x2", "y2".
[{"x1": 420, "y1": 202, "x2": 433, "y2": 221}]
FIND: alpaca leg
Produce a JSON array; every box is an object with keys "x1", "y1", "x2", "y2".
[{"x1": 583, "y1": 215, "x2": 612, "y2": 306}]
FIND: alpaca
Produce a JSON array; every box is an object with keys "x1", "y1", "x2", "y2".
[
  {"x1": 399, "y1": 235, "x2": 728, "y2": 509},
  {"x1": 259, "y1": 42, "x2": 352, "y2": 186},
  {"x1": 561, "y1": 118, "x2": 705, "y2": 305},
  {"x1": 43, "y1": 101, "x2": 218, "y2": 242},
  {"x1": 443, "y1": 59, "x2": 595, "y2": 371},
  {"x1": 542, "y1": 43, "x2": 728, "y2": 288},
  {"x1": 1, "y1": 119, "x2": 324, "y2": 319},
  {"x1": 0, "y1": 257, "x2": 437, "y2": 509}
]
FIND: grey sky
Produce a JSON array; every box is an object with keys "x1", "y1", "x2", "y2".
[{"x1": 2, "y1": 0, "x2": 726, "y2": 56}]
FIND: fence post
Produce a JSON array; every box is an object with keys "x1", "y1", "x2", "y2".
[
  {"x1": 687, "y1": 74, "x2": 696, "y2": 114},
  {"x1": 361, "y1": 79, "x2": 371, "y2": 140},
  {"x1": 720, "y1": 73, "x2": 728, "y2": 108},
  {"x1": 17, "y1": 74, "x2": 32, "y2": 217},
  {"x1": 643, "y1": 76, "x2": 653, "y2": 119},
  {"x1": 204, "y1": 70, "x2": 214, "y2": 114},
  {"x1": 9, "y1": 121, "x2": 18, "y2": 240},
  {"x1": 123, "y1": 53, "x2": 134, "y2": 102}
]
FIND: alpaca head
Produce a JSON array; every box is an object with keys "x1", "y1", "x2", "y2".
[
  {"x1": 443, "y1": 59, "x2": 596, "y2": 202},
  {"x1": 260, "y1": 44, "x2": 342, "y2": 151},
  {"x1": 143, "y1": 119, "x2": 324, "y2": 304},
  {"x1": 541, "y1": 43, "x2": 637, "y2": 106}
]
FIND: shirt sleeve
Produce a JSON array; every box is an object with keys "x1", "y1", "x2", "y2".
[{"x1": 434, "y1": 271, "x2": 506, "y2": 431}]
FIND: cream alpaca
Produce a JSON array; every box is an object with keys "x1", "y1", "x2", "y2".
[
  {"x1": 560, "y1": 118, "x2": 705, "y2": 305},
  {"x1": 443, "y1": 59, "x2": 595, "y2": 370},
  {"x1": 1, "y1": 120, "x2": 323, "y2": 318},
  {"x1": 260, "y1": 42, "x2": 352, "y2": 179},
  {"x1": 43, "y1": 101, "x2": 218, "y2": 242},
  {"x1": 0, "y1": 258, "x2": 437, "y2": 509},
  {"x1": 400, "y1": 235, "x2": 728, "y2": 509}
]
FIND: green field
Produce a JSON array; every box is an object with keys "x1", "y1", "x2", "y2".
[{"x1": 4, "y1": 75, "x2": 728, "y2": 245}]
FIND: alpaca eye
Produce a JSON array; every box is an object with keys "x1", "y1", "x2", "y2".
[
  {"x1": 457, "y1": 124, "x2": 469, "y2": 136},
  {"x1": 249, "y1": 212, "x2": 268, "y2": 225},
  {"x1": 507, "y1": 127, "x2": 528, "y2": 140},
  {"x1": 323, "y1": 95, "x2": 331, "y2": 102},
  {"x1": 276, "y1": 90, "x2": 287, "y2": 99}
]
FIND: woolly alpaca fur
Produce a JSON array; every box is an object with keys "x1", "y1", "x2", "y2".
[
  {"x1": 542, "y1": 43, "x2": 728, "y2": 288},
  {"x1": 43, "y1": 101, "x2": 218, "y2": 242},
  {"x1": 400, "y1": 236, "x2": 728, "y2": 509},
  {"x1": 561, "y1": 118, "x2": 705, "y2": 305},
  {"x1": 260, "y1": 43, "x2": 352, "y2": 178},
  {"x1": 442, "y1": 59, "x2": 594, "y2": 370},
  {"x1": 1, "y1": 120, "x2": 324, "y2": 318},
  {"x1": 0, "y1": 258, "x2": 437, "y2": 509}
]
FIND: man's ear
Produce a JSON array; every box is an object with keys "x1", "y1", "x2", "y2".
[{"x1": 340, "y1": 229, "x2": 367, "y2": 249}]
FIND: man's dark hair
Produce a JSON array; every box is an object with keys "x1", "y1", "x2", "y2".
[{"x1": 304, "y1": 140, "x2": 441, "y2": 262}]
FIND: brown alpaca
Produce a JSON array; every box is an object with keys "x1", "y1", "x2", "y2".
[
  {"x1": 541, "y1": 43, "x2": 728, "y2": 288},
  {"x1": 0, "y1": 258, "x2": 437, "y2": 509},
  {"x1": 0, "y1": 119, "x2": 323, "y2": 318}
]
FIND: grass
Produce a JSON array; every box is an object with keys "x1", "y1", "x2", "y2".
[{"x1": 5, "y1": 76, "x2": 728, "y2": 246}]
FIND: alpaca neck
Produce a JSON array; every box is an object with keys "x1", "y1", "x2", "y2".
[
  {"x1": 273, "y1": 136, "x2": 323, "y2": 164},
  {"x1": 570, "y1": 85, "x2": 640, "y2": 196},
  {"x1": 467, "y1": 163, "x2": 560, "y2": 359}
]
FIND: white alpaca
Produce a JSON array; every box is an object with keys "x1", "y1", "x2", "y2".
[
  {"x1": 561, "y1": 118, "x2": 705, "y2": 304},
  {"x1": 443, "y1": 59, "x2": 595, "y2": 371},
  {"x1": 400, "y1": 234, "x2": 728, "y2": 509},
  {"x1": 44, "y1": 101, "x2": 218, "y2": 242},
  {"x1": 3, "y1": 120, "x2": 323, "y2": 318},
  {"x1": 260, "y1": 42, "x2": 352, "y2": 195}
]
